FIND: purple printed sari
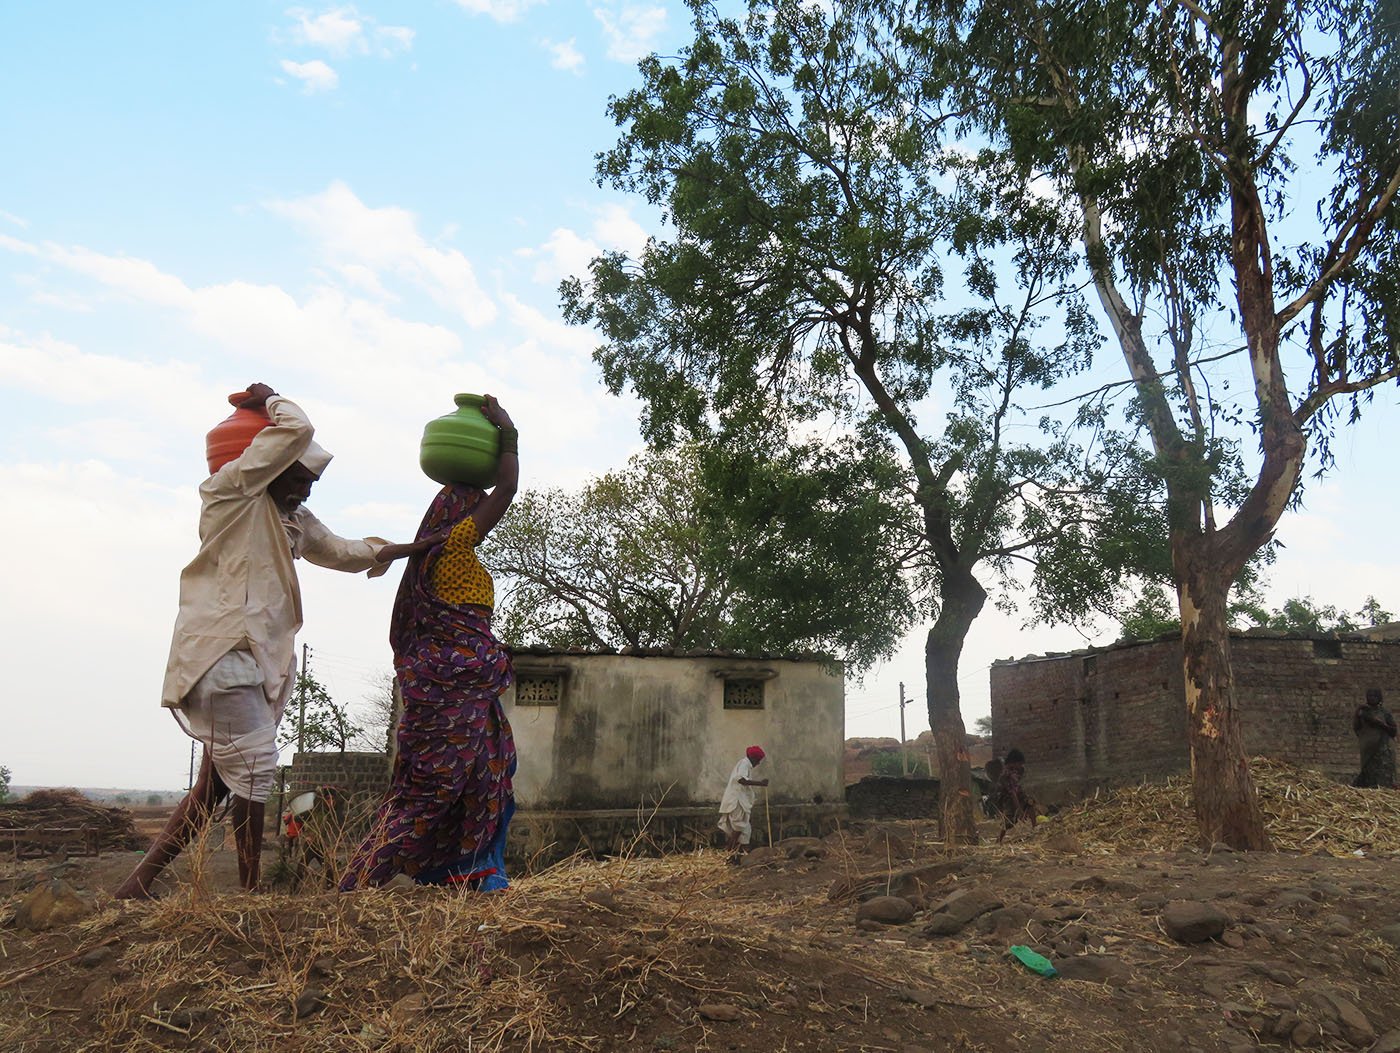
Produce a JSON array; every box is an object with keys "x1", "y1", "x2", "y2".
[{"x1": 339, "y1": 484, "x2": 516, "y2": 890}]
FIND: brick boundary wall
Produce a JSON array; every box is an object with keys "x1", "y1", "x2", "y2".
[
  {"x1": 990, "y1": 633, "x2": 1400, "y2": 804},
  {"x1": 267, "y1": 751, "x2": 390, "y2": 836}
]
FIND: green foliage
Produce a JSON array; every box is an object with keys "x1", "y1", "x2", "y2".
[
  {"x1": 870, "y1": 751, "x2": 932, "y2": 777},
  {"x1": 1118, "y1": 586, "x2": 1394, "y2": 641},
  {"x1": 486, "y1": 443, "x2": 916, "y2": 668},
  {"x1": 972, "y1": 715, "x2": 994, "y2": 737},
  {"x1": 278, "y1": 670, "x2": 362, "y2": 753},
  {"x1": 1241, "y1": 594, "x2": 1393, "y2": 635},
  {"x1": 0, "y1": 765, "x2": 10, "y2": 803},
  {"x1": 933, "y1": 0, "x2": 1400, "y2": 544},
  {"x1": 145, "y1": 793, "x2": 163, "y2": 806},
  {"x1": 564, "y1": 0, "x2": 1132, "y2": 650}
]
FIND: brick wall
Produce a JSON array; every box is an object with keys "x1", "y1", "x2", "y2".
[
  {"x1": 285, "y1": 750, "x2": 390, "y2": 801},
  {"x1": 990, "y1": 634, "x2": 1399, "y2": 803}
]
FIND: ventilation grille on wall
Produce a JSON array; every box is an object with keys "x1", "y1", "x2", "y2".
[
  {"x1": 516, "y1": 674, "x2": 564, "y2": 706},
  {"x1": 723, "y1": 679, "x2": 765, "y2": 710}
]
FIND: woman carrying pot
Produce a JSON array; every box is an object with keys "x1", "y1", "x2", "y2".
[{"x1": 340, "y1": 395, "x2": 519, "y2": 890}]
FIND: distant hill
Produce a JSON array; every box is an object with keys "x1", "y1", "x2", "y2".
[
  {"x1": 6, "y1": 786, "x2": 182, "y2": 807},
  {"x1": 842, "y1": 734, "x2": 993, "y2": 784}
]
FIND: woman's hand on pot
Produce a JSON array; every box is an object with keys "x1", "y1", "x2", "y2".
[{"x1": 480, "y1": 394, "x2": 514, "y2": 430}]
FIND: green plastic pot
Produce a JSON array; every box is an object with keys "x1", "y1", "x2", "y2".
[{"x1": 419, "y1": 393, "x2": 500, "y2": 487}]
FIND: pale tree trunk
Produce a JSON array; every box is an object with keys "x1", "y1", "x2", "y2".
[
  {"x1": 1174, "y1": 531, "x2": 1270, "y2": 850},
  {"x1": 925, "y1": 570, "x2": 986, "y2": 846}
]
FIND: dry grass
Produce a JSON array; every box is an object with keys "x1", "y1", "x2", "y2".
[
  {"x1": 6, "y1": 765, "x2": 1400, "y2": 1052},
  {"x1": 1048, "y1": 757, "x2": 1400, "y2": 855},
  {"x1": 5, "y1": 848, "x2": 761, "y2": 1052}
]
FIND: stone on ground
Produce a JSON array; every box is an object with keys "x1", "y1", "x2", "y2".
[
  {"x1": 1160, "y1": 900, "x2": 1229, "y2": 944},
  {"x1": 855, "y1": 896, "x2": 916, "y2": 926}
]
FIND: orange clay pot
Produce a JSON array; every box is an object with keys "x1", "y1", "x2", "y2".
[{"x1": 206, "y1": 392, "x2": 271, "y2": 473}]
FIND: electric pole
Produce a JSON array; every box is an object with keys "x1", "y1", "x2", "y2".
[
  {"x1": 898, "y1": 681, "x2": 908, "y2": 776},
  {"x1": 295, "y1": 642, "x2": 310, "y2": 756}
]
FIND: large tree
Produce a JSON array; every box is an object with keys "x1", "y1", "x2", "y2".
[
  {"x1": 564, "y1": 0, "x2": 1121, "y2": 842},
  {"x1": 929, "y1": 0, "x2": 1400, "y2": 844},
  {"x1": 484, "y1": 442, "x2": 919, "y2": 667}
]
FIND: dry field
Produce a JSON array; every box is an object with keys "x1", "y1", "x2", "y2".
[{"x1": 2, "y1": 762, "x2": 1399, "y2": 1052}]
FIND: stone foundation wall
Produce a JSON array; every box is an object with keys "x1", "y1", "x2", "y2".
[
  {"x1": 845, "y1": 777, "x2": 940, "y2": 820},
  {"x1": 507, "y1": 803, "x2": 849, "y2": 869},
  {"x1": 990, "y1": 634, "x2": 1400, "y2": 803}
]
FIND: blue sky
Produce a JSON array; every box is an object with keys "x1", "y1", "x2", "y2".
[{"x1": 2, "y1": 1, "x2": 1396, "y2": 789}]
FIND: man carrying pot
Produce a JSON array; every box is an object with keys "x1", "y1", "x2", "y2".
[{"x1": 115, "y1": 383, "x2": 431, "y2": 899}]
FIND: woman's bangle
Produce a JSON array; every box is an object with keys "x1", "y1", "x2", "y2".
[{"x1": 498, "y1": 426, "x2": 518, "y2": 456}]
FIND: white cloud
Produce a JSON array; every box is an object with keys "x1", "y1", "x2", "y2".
[
  {"x1": 0, "y1": 209, "x2": 27, "y2": 228},
  {"x1": 521, "y1": 203, "x2": 652, "y2": 287},
  {"x1": 288, "y1": 6, "x2": 364, "y2": 54},
  {"x1": 280, "y1": 58, "x2": 340, "y2": 93},
  {"x1": 453, "y1": 0, "x2": 544, "y2": 21},
  {"x1": 529, "y1": 226, "x2": 599, "y2": 286},
  {"x1": 541, "y1": 37, "x2": 585, "y2": 73},
  {"x1": 592, "y1": 2, "x2": 667, "y2": 63},
  {"x1": 24, "y1": 287, "x2": 95, "y2": 313},
  {"x1": 591, "y1": 203, "x2": 649, "y2": 259},
  {"x1": 0, "y1": 329, "x2": 205, "y2": 409},
  {"x1": 266, "y1": 181, "x2": 496, "y2": 326},
  {"x1": 285, "y1": 6, "x2": 415, "y2": 57},
  {"x1": 374, "y1": 24, "x2": 415, "y2": 54},
  {"x1": 0, "y1": 208, "x2": 650, "y2": 788},
  {"x1": 0, "y1": 232, "x2": 465, "y2": 391}
]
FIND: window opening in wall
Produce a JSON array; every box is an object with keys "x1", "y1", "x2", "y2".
[
  {"x1": 1312, "y1": 639, "x2": 1342, "y2": 660},
  {"x1": 516, "y1": 674, "x2": 564, "y2": 706},
  {"x1": 723, "y1": 679, "x2": 765, "y2": 710}
]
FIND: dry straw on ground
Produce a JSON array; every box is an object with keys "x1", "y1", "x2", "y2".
[{"x1": 1048, "y1": 758, "x2": 1400, "y2": 855}]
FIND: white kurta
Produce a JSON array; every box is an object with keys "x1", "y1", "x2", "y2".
[
  {"x1": 719, "y1": 757, "x2": 757, "y2": 816},
  {"x1": 160, "y1": 395, "x2": 387, "y2": 714}
]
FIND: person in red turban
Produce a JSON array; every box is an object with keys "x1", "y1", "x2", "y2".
[{"x1": 718, "y1": 746, "x2": 769, "y2": 855}]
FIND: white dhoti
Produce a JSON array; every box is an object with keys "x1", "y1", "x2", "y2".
[
  {"x1": 717, "y1": 807, "x2": 752, "y2": 845},
  {"x1": 172, "y1": 650, "x2": 288, "y2": 803}
]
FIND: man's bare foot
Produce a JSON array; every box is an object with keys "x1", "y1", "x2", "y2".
[{"x1": 112, "y1": 879, "x2": 156, "y2": 901}]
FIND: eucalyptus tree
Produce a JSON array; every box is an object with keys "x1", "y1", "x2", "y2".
[
  {"x1": 562, "y1": 0, "x2": 1116, "y2": 842},
  {"x1": 925, "y1": 0, "x2": 1400, "y2": 845},
  {"x1": 484, "y1": 442, "x2": 918, "y2": 663}
]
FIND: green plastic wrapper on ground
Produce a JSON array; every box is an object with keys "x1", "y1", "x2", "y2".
[{"x1": 1008, "y1": 945, "x2": 1058, "y2": 977}]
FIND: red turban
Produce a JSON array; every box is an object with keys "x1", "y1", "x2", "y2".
[{"x1": 746, "y1": 746, "x2": 765, "y2": 764}]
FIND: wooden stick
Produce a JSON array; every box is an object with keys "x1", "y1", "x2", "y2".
[{"x1": 764, "y1": 784, "x2": 773, "y2": 848}]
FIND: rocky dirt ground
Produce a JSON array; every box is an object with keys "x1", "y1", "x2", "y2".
[{"x1": 3, "y1": 802, "x2": 1400, "y2": 1053}]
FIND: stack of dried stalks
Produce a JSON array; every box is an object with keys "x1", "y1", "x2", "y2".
[
  {"x1": 0, "y1": 788, "x2": 142, "y2": 856},
  {"x1": 1048, "y1": 758, "x2": 1400, "y2": 855}
]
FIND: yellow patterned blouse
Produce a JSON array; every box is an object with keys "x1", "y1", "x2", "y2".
[{"x1": 429, "y1": 515, "x2": 494, "y2": 609}]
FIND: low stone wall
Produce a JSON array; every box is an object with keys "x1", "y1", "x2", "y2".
[
  {"x1": 268, "y1": 752, "x2": 848, "y2": 873},
  {"x1": 508, "y1": 803, "x2": 848, "y2": 869},
  {"x1": 845, "y1": 777, "x2": 940, "y2": 820}
]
